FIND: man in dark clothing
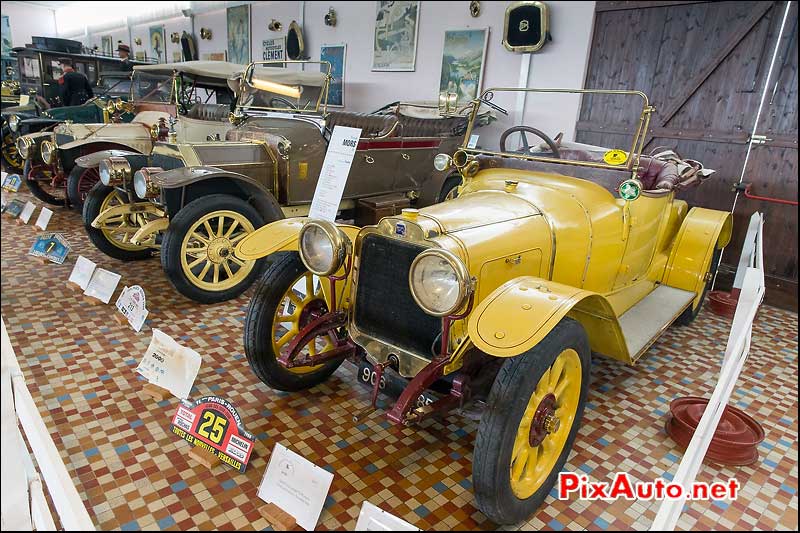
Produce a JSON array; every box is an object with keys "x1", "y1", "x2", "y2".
[
  {"x1": 118, "y1": 44, "x2": 134, "y2": 72},
  {"x1": 57, "y1": 57, "x2": 93, "y2": 106}
]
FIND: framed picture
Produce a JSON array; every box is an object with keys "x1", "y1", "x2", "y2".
[
  {"x1": 2, "y1": 15, "x2": 12, "y2": 58},
  {"x1": 439, "y1": 28, "x2": 489, "y2": 104},
  {"x1": 149, "y1": 25, "x2": 166, "y2": 63},
  {"x1": 101, "y1": 35, "x2": 112, "y2": 57},
  {"x1": 134, "y1": 51, "x2": 146, "y2": 61},
  {"x1": 201, "y1": 52, "x2": 227, "y2": 62},
  {"x1": 320, "y1": 44, "x2": 346, "y2": 107},
  {"x1": 227, "y1": 4, "x2": 251, "y2": 66},
  {"x1": 372, "y1": 1, "x2": 420, "y2": 72}
]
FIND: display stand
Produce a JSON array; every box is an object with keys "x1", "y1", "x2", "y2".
[
  {"x1": 261, "y1": 503, "x2": 297, "y2": 530},
  {"x1": 82, "y1": 295, "x2": 103, "y2": 306},
  {"x1": 188, "y1": 446, "x2": 220, "y2": 469},
  {"x1": 139, "y1": 382, "x2": 168, "y2": 401},
  {"x1": 113, "y1": 313, "x2": 128, "y2": 326},
  {"x1": 31, "y1": 255, "x2": 49, "y2": 265},
  {"x1": 66, "y1": 280, "x2": 83, "y2": 292}
]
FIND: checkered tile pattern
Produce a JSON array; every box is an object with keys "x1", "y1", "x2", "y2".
[{"x1": 2, "y1": 191, "x2": 797, "y2": 531}]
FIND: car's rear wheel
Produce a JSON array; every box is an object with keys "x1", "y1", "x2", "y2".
[
  {"x1": 438, "y1": 174, "x2": 462, "y2": 202},
  {"x1": 674, "y1": 247, "x2": 722, "y2": 326},
  {"x1": 244, "y1": 252, "x2": 344, "y2": 391},
  {"x1": 473, "y1": 317, "x2": 590, "y2": 525},
  {"x1": 83, "y1": 183, "x2": 154, "y2": 261},
  {"x1": 161, "y1": 194, "x2": 267, "y2": 304},
  {"x1": 67, "y1": 164, "x2": 101, "y2": 211},
  {"x1": 23, "y1": 159, "x2": 68, "y2": 206}
]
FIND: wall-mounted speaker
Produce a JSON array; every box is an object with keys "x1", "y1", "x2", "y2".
[{"x1": 502, "y1": 1, "x2": 550, "y2": 53}]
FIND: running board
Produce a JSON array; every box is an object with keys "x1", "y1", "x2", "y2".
[{"x1": 618, "y1": 285, "x2": 696, "y2": 362}]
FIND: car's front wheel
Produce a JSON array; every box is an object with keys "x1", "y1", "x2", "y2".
[
  {"x1": 161, "y1": 194, "x2": 267, "y2": 304},
  {"x1": 473, "y1": 317, "x2": 590, "y2": 525},
  {"x1": 83, "y1": 184, "x2": 155, "y2": 261},
  {"x1": 244, "y1": 252, "x2": 344, "y2": 391},
  {"x1": 23, "y1": 159, "x2": 68, "y2": 206},
  {"x1": 67, "y1": 164, "x2": 101, "y2": 210}
]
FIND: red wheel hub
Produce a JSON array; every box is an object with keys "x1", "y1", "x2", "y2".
[
  {"x1": 298, "y1": 299, "x2": 328, "y2": 328},
  {"x1": 666, "y1": 396, "x2": 765, "y2": 466},
  {"x1": 529, "y1": 393, "x2": 558, "y2": 447}
]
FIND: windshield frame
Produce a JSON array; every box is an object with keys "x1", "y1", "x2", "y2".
[
  {"x1": 130, "y1": 70, "x2": 177, "y2": 105},
  {"x1": 237, "y1": 60, "x2": 332, "y2": 115},
  {"x1": 461, "y1": 88, "x2": 653, "y2": 173}
]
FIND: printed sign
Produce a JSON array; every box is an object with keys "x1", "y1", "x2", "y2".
[
  {"x1": 34, "y1": 207, "x2": 53, "y2": 230},
  {"x1": 68, "y1": 255, "x2": 97, "y2": 289},
  {"x1": 258, "y1": 443, "x2": 334, "y2": 531},
  {"x1": 84, "y1": 267, "x2": 121, "y2": 303},
  {"x1": 137, "y1": 329, "x2": 201, "y2": 400},
  {"x1": 5, "y1": 199, "x2": 24, "y2": 217},
  {"x1": 356, "y1": 501, "x2": 419, "y2": 531},
  {"x1": 2, "y1": 173, "x2": 22, "y2": 192},
  {"x1": 115, "y1": 285, "x2": 149, "y2": 332},
  {"x1": 467, "y1": 134, "x2": 480, "y2": 149},
  {"x1": 262, "y1": 37, "x2": 285, "y2": 62},
  {"x1": 308, "y1": 126, "x2": 362, "y2": 222},
  {"x1": 19, "y1": 201, "x2": 36, "y2": 224},
  {"x1": 0, "y1": 189, "x2": 7, "y2": 211},
  {"x1": 170, "y1": 396, "x2": 256, "y2": 473},
  {"x1": 28, "y1": 233, "x2": 70, "y2": 264}
]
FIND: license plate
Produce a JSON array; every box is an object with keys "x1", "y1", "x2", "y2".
[{"x1": 355, "y1": 361, "x2": 438, "y2": 409}]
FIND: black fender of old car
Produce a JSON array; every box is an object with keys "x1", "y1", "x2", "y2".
[
  {"x1": 151, "y1": 166, "x2": 285, "y2": 223},
  {"x1": 75, "y1": 149, "x2": 143, "y2": 168}
]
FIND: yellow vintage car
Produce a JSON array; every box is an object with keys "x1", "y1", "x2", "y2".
[{"x1": 234, "y1": 88, "x2": 732, "y2": 524}]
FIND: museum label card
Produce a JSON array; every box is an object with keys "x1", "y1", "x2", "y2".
[
  {"x1": 258, "y1": 443, "x2": 334, "y2": 531},
  {"x1": 355, "y1": 501, "x2": 419, "y2": 531},
  {"x1": 28, "y1": 233, "x2": 70, "y2": 264},
  {"x1": 170, "y1": 396, "x2": 256, "y2": 473},
  {"x1": 467, "y1": 134, "x2": 480, "y2": 149},
  {"x1": 35, "y1": 207, "x2": 53, "y2": 230},
  {"x1": 19, "y1": 201, "x2": 36, "y2": 224},
  {"x1": 2, "y1": 173, "x2": 22, "y2": 192},
  {"x1": 5, "y1": 199, "x2": 24, "y2": 218},
  {"x1": 115, "y1": 285, "x2": 149, "y2": 332},
  {"x1": 68, "y1": 255, "x2": 97, "y2": 289},
  {"x1": 308, "y1": 125, "x2": 362, "y2": 221},
  {"x1": 83, "y1": 267, "x2": 121, "y2": 303},
  {"x1": 136, "y1": 329, "x2": 201, "y2": 400}
]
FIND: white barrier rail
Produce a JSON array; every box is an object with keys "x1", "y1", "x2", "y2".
[
  {"x1": 1, "y1": 317, "x2": 95, "y2": 531},
  {"x1": 651, "y1": 212, "x2": 765, "y2": 531}
]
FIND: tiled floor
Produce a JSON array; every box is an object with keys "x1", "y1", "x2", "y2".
[{"x1": 1, "y1": 190, "x2": 798, "y2": 531}]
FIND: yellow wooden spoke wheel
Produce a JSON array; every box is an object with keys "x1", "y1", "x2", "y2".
[
  {"x1": 3, "y1": 132, "x2": 23, "y2": 170},
  {"x1": 510, "y1": 348, "x2": 582, "y2": 499},
  {"x1": 179, "y1": 209, "x2": 255, "y2": 292},
  {"x1": 98, "y1": 189, "x2": 153, "y2": 251}
]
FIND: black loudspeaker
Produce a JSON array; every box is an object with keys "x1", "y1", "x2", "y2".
[
  {"x1": 502, "y1": 1, "x2": 550, "y2": 53},
  {"x1": 286, "y1": 21, "x2": 305, "y2": 60}
]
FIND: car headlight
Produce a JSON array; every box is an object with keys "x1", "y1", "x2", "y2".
[
  {"x1": 99, "y1": 156, "x2": 131, "y2": 186},
  {"x1": 277, "y1": 138, "x2": 291, "y2": 159},
  {"x1": 114, "y1": 98, "x2": 125, "y2": 111},
  {"x1": 8, "y1": 114, "x2": 20, "y2": 132},
  {"x1": 409, "y1": 249, "x2": 471, "y2": 317},
  {"x1": 433, "y1": 153, "x2": 452, "y2": 172},
  {"x1": 133, "y1": 167, "x2": 164, "y2": 199},
  {"x1": 16, "y1": 136, "x2": 32, "y2": 159},
  {"x1": 40, "y1": 140, "x2": 56, "y2": 164},
  {"x1": 299, "y1": 220, "x2": 349, "y2": 276}
]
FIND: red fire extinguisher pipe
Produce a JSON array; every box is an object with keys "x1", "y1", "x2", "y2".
[{"x1": 735, "y1": 183, "x2": 799, "y2": 206}]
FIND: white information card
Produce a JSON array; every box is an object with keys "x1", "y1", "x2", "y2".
[
  {"x1": 19, "y1": 201, "x2": 36, "y2": 224},
  {"x1": 355, "y1": 501, "x2": 419, "y2": 531},
  {"x1": 136, "y1": 329, "x2": 201, "y2": 399},
  {"x1": 258, "y1": 443, "x2": 334, "y2": 531},
  {"x1": 83, "y1": 267, "x2": 122, "y2": 304},
  {"x1": 68, "y1": 255, "x2": 97, "y2": 290},
  {"x1": 115, "y1": 285, "x2": 149, "y2": 332},
  {"x1": 308, "y1": 125, "x2": 362, "y2": 222},
  {"x1": 35, "y1": 207, "x2": 53, "y2": 230}
]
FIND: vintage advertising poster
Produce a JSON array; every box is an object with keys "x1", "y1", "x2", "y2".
[
  {"x1": 101, "y1": 35, "x2": 113, "y2": 57},
  {"x1": 372, "y1": 1, "x2": 420, "y2": 71},
  {"x1": 439, "y1": 28, "x2": 489, "y2": 104},
  {"x1": 320, "y1": 44, "x2": 346, "y2": 107},
  {"x1": 262, "y1": 37, "x2": 285, "y2": 63},
  {"x1": 1, "y1": 15, "x2": 12, "y2": 58},
  {"x1": 149, "y1": 25, "x2": 166, "y2": 63},
  {"x1": 227, "y1": 4, "x2": 251, "y2": 66}
]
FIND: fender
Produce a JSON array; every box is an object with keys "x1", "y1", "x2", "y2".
[
  {"x1": 75, "y1": 149, "x2": 141, "y2": 168},
  {"x1": 130, "y1": 217, "x2": 169, "y2": 246},
  {"x1": 467, "y1": 276, "x2": 630, "y2": 361},
  {"x1": 235, "y1": 218, "x2": 361, "y2": 261},
  {"x1": 59, "y1": 136, "x2": 152, "y2": 154},
  {"x1": 663, "y1": 207, "x2": 733, "y2": 309},
  {"x1": 151, "y1": 166, "x2": 284, "y2": 223},
  {"x1": 91, "y1": 202, "x2": 164, "y2": 229}
]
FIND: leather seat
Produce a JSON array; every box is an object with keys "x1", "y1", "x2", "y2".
[
  {"x1": 186, "y1": 103, "x2": 230, "y2": 122},
  {"x1": 397, "y1": 115, "x2": 469, "y2": 137},
  {"x1": 326, "y1": 111, "x2": 397, "y2": 138}
]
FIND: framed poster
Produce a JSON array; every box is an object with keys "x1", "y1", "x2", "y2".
[
  {"x1": 439, "y1": 28, "x2": 489, "y2": 104},
  {"x1": 101, "y1": 35, "x2": 112, "y2": 57},
  {"x1": 1, "y1": 15, "x2": 11, "y2": 58},
  {"x1": 372, "y1": 1, "x2": 419, "y2": 71},
  {"x1": 227, "y1": 4, "x2": 251, "y2": 66},
  {"x1": 150, "y1": 25, "x2": 166, "y2": 63},
  {"x1": 201, "y1": 52, "x2": 227, "y2": 62},
  {"x1": 320, "y1": 44, "x2": 346, "y2": 107},
  {"x1": 262, "y1": 37, "x2": 285, "y2": 63}
]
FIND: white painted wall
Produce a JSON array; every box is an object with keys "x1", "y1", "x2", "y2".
[{"x1": 2, "y1": 1, "x2": 57, "y2": 48}]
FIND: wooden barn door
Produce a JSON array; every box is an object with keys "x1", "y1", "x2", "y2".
[{"x1": 576, "y1": 1, "x2": 798, "y2": 310}]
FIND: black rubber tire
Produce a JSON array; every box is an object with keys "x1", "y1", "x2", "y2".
[
  {"x1": 437, "y1": 174, "x2": 462, "y2": 203},
  {"x1": 67, "y1": 164, "x2": 100, "y2": 211},
  {"x1": 674, "y1": 247, "x2": 721, "y2": 326},
  {"x1": 23, "y1": 159, "x2": 68, "y2": 206},
  {"x1": 161, "y1": 194, "x2": 267, "y2": 304},
  {"x1": 244, "y1": 252, "x2": 344, "y2": 392},
  {"x1": 82, "y1": 183, "x2": 153, "y2": 261},
  {"x1": 473, "y1": 318, "x2": 591, "y2": 525},
  {"x1": 2, "y1": 127, "x2": 24, "y2": 172}
]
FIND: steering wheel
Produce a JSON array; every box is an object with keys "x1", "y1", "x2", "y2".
[
  {"x1": 270, "y1": 96, "x2": 297, "y2": 110},
  {"x1": 499, "y1": 126, "x2": 561, "y2": 158}
]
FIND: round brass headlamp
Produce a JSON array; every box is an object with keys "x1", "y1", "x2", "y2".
[
  {"x1": 298, "y1": 220, "x2": 350, "y2": 277},
  {"x1": 277, "y1": 138, "x2": 291, "y2": 159},
  {"x1": 114, "y1": 98, "x2": 125, "y2": 111},
  {"x1": 40, "y1": 140, "x2": 56, "y2": 164},
  {"x1": 99, "y1": 156, "x2": 132, "y2": 186},
  {"x1": 452, "y1": 149, "x2": 470, "y2": 168},
  {"x1": 133, "y1": 167, "x2": 164, "y2": 199},
  {"x1": 16, "y1": 136, "x2": 33, "y2": 159},
  {"x1": 409, "y1": 248, "x2": 471, "y2": 317},
  {"x1": 8, "y1": 114, "x2": 20, "y2": 132}
]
